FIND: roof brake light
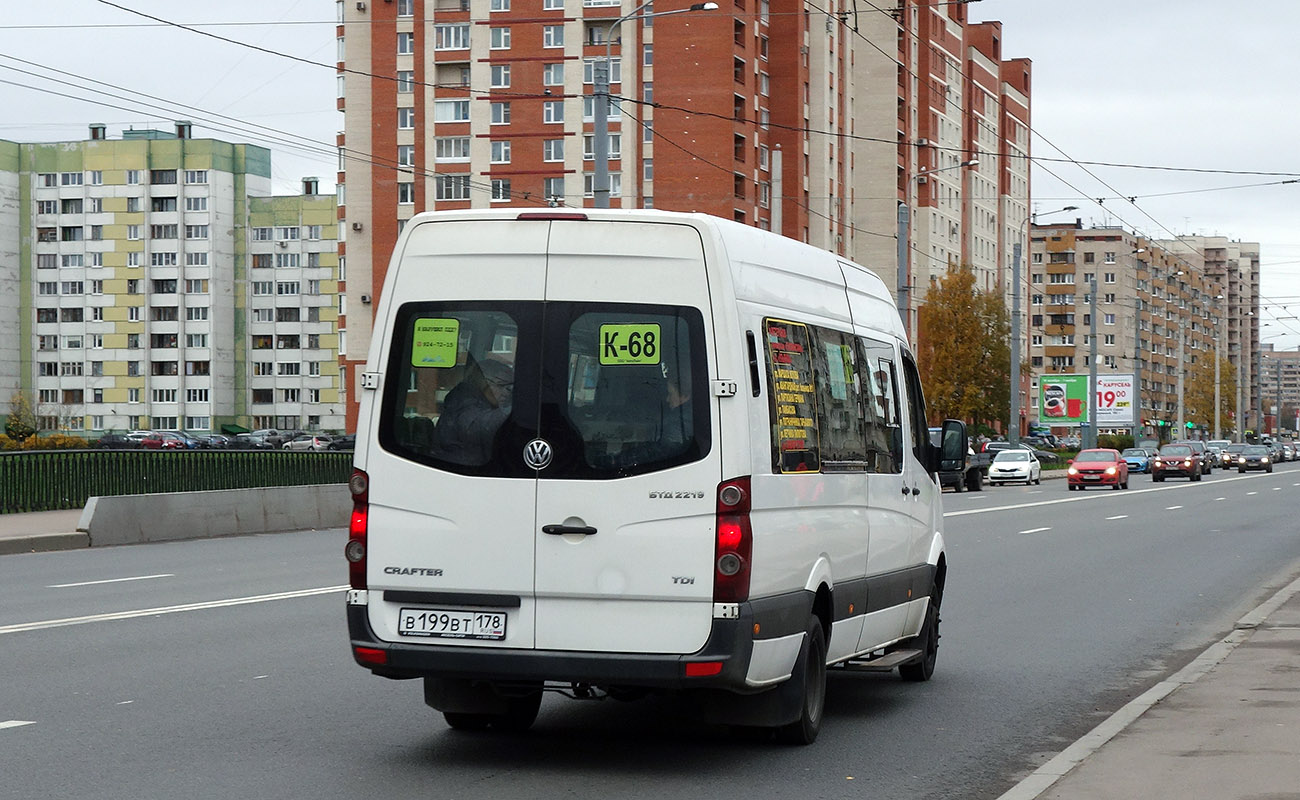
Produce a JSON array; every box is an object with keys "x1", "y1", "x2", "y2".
[{"x1": 516, "y1": 212, "x2": 589, "y2": 221}]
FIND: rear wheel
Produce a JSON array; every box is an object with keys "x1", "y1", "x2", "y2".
[
  {"x1": 492, "y1": 690, "x2": 543, "y2": 732},
  {"x1": 443, "y1": 712, "x2": 493, "y2": 731},
  {"x1": 1193, "y1": 471, "x2": 1202, "y2": 481},
  {"x1": 776, "y1": 618, "x2": 827, "y2": 745},
  {"x1": 900, "y1": 584, "x2": 942, "y2": 683}
]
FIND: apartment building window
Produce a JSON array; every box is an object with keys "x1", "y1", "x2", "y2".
[
  {"x1": 585, "y1": 133, "x2": 618, "y2": 159},
  {"x1": 62, "y1": 254, "x2": 84, "y2": 267},
  {"x1": 543, "y1": 0, "x2": 562, "y2": 8},
  {"x1": 61, "y1": 226, "x2": 83, "y2": 242},
  {"x1": 185, "y1": 197, "x2": 208, "y2": 212},
  {"x1": 277, "y1": 282, "x2": 300, "y2": 296},
  {"x1": 62, "y1": 198, "x2": 83, "y2": 214},
  {"x1": 88, "y1": 170, "x2": 103, "y2": 185},
  {"x1": 398, "y1": 182, "x2": 415, "y2": 204},
  {"x1": 435, "y1": 136, "x2": 471, "y2": 162},
  {"x1": 150, "y1": 169, "x2": 177, "y2": 185},
  {"x1": 186, "y1": 417, "x2": 211, "y2": 431},
  {"x1": 490, "y1": 140, "x2": 511, "y2": 164},
  {"x1": 185, "y1": 279, "x2": 209, "y2": 293},
  {"x1": 252, "y1": 389, "x2": 274, "y2": 404},
  {"x1": 252, "y1": 335, "x2": 274, "y2": 350},
  {"x1": 275, "y1": 226, "x2": 299, "y2": 241},
  {"x1": 490, "y1": 64, "x2": 511, "y2": 88},
  {"x1": 152, "y1": 388, "x2": 178, "y2": 403},
  {"x1": 398, "y1": 0, "x2": 414, "y2": 14},
  {"x1": 37, "y1": 254, "x2": 56, "y2": 269},
  {"x1": 253, "y1": 254, "x2": 273, "y2": 269},
  {"x1": 87, "y1": 198, "x2": 103, "y2": 213},
  {"x1": 582, "y1": 172, "x2": 621, "y2": 198},
  {"x1": 397, "y1": 32, "x2": 415, "y2": 55},
  {"x1": 434, "y1": 100, "x2": 470, "y2": 122},
  {"x1": 151, "y1": 307, "x2": 179, "y2": 323},
  {"x1": 543, "y1": 24, "x2": 564, "y2": 47},
  {"x1": 88, "y1": 225, "x2": 103, "y2": 241},
  {"x1": 61, "y1": 362, "x2": 84, "y2": 376},
  {"x1": 38, "y1": 362, "x2": 58, "y2": 377},
  {"x1": 128, "y1": 388, "x2": 140, "y2": 402},
  {"x1": 185, "y1": 225, "x2": 209, "y2": 240},
  {"x1": 282, "y1": 389, "x2": 301, "y2": 403},
  {"x1": 38, "y1": 335, "x2": 58, "y2": 351},
  {"x1": 1104, "y1": 252, "x2": 1117, "y2": 263},
  {"x1": 36, "y1": 200, "x2": 56, "y2": 215},
  {"x1": 491, "y1": 0, "x2": 510, "y2": 9},
  {"x1": 37, "y1": 173, "x2": 56, "y2": 187},
  {"x1": 278, "y1": 362, "x2": 301, "y2": 376},
  {"x1": 644, "y1": 159, "x2": 653, "y2": 181},
  {"x1": 582, "y1": 96, "x2": 621, "y2": 121},
  {"x1": 253, "y1": 308, "x2": 274, "y2": 322},
  {"x1": 643, "y1": 44, "x2": 653, "y2": 65},
  {"x1": 187, "y1": 334, "x2": 209, "y2": 349},
  {"x1": 185, "y1": 170, "x2": 207, "y2": 184},
  {"x1": 277, "y1": 335, "x2": 301, "y2": 350},
  {"x1": 1104, "y1": 313, "x2": 1116, "y2": 325},
  {"x1": 37, "y1": 227, "x2": 56, "y2": 243},
  {"x1": 491, "y1": 102, "x2": 511, "y2": 125},
  {"x1": 151, "y1": 416, "x2": 178, "y2": 430},
  {"x1": 543, "y1": 139, "x2": 565, "y2": 162},
  {"x1": 148, "y1": 196, "x2": 174, "y2": 213},
  {"x1": 252, "y1": 281, "x2": 274, "y2": 295},
  {"x1": 1104, "y1": 293, "x2": 1116, "y2": 304},
  {"x1": 186, "y1": 361, "x2": 210, "y2": 376},
  {"x1": 491, "y1": 27, "x2": 511, "y2": 49},
  {"x1": 1083, "y1": 252, "x2": 1095, "y2": 263},
  {"x1": 491, "y1": 178, "x2": 512, "y2": 202},
  {"x1": 61, "y1": 172, "x2": 84, "y2": 186},
  {"x1": 398, "y1": 107, "x2": 416, "y2": 129},
  {"x1": 397, "y1": 70, "x2": 414, "y2": 93},
  {"x1": 253, "y1": 227, "x2": 273, "y2": 241},
  {"x1": 543, "y1": 63, "x2": 564, "y2": 86},
  {"x1": 543, "y1": 177, "x2": 564, "y2": 202},
  {"x1": 187, "y1": 388, "x2": 210, "y2": 403},
  {"x1": 61, "y1": 281, "x2": 84, "y2": 295},
  {"x1": 152, "y1": 279, "x2": 178, "y2": 294},
  {"x1": 397, "y1": 144, "x2": 414, "y2": 167},
  {"x1": 543, "y1": 100, "x2": 564, "y2": 123},
  {"x1": 583, "y1": 57, "x2": 621, "y2": 84},
  {"x1": 150, "y1": 224, "x2": 177, "y2": 239},
  {"x1": 1031, "y1": 253, "x2": 1043, "y2": 263},
  {"x1": 434, "y1": 23, "x2": 469, "y2": 50},
  {"x1": 38, "y1": 282, "x2": 57, "y2": 296},
  {"x1": 126, "y1": 170, "x2": 141, "y2": 185},
  {"x1": 307, "y1": 252, "x2": 321, "y2": 268},
  {"x1": 434, "y1": 175, "x2": 472, "y2": 201},
  {"x1": 151, "y1": 253, "x2": 178, "y2": 267},
  {"x1": 1104, "y1": 334, "x2": 1116, "y2": 346},
  {"x1": 1104, "y1": 272, "x2": 1116, "y2": 283},
  {"x1": 90, "y1": 253, "x2": 103, "y2": 268}
]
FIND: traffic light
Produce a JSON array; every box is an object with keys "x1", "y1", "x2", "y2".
[{"x1": 1186, "y1": 421, "x2": 1195, "y2": 429}]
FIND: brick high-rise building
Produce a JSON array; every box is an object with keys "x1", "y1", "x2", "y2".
[{"x1": 337, "y1": 0, "x2": 1030, "y2": 426}]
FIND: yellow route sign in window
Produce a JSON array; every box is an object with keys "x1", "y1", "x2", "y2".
[
  {"x1": 411, "y1": 318, "x2": 459, "y2": 368},
  {"x1": 598, "y1": 323, "x2": 661, "y2": 365}
]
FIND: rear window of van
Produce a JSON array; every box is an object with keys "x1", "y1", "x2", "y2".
[{"x1": 378, "y1": 301, "x2": 710, "y2": 479}]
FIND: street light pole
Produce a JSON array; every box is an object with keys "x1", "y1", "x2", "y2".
[
  {"x1": 1087, "y1": 275, "x2": 1099, "y2": 449},
  {"x1": 1009, "y1": 205, "x2": 1076, "y2": 445},
  {"x1": 592, "y1": 1, "x2": 716, "y2": 209},
  {"x1": 896, "y1": 158, "x2": 979, "y2": 338}
]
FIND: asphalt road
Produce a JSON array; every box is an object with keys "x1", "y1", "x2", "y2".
[{"x1": 2, "y1": 464, "x2": 1299, "y2": 800}]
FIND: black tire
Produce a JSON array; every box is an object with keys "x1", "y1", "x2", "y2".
[
  {"x1": 1193, "y1": 471, "x2": 1202, "y2": 481},
  {"x1": 492, "y1": 690, "x2": 542, "y2": 732},
  {"x1": 1112, "y1": 481, "x2": 1120, "y2": 490},
  {"x1": 1239, "y1": 467, "x2": 1246, "y2": 473},
  {"x1": 1068, "y1": 483, "x2": 1076, "y2": 491},
  {"x1": 1267, "y1": 466, "x2": 1273, "y2": 473},
  {"x1": 1034, "y1": 474, "x2": 1041, "y2": 485},
  {"x1": 1154, "y1": 474, "x2": 1164, "y2": 482},
  {"x1": 443, "y1": 712, "x2": 493, "y2": 731},
  {"x1": 968, "y1": 469, "x2": 983, "y2": 492},
  {"x1": 900, "y1": 585, "x2": 941, "y2": 683},
  {"x1": 776, "y1": 618, "x2": 827, "y2": 745},
  {"x1": 953, "y1": 475, "x2": 965, "y2": 493}
]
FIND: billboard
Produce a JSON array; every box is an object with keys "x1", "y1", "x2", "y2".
[{"x1": 1038, "y1": 374, "x2": 1135, "y2": 427}]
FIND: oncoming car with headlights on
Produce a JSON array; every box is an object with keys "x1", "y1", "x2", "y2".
[
  {"x1": 1151, "y1": 443, "x2": 1202, "y2": 482},
  {"x1": 1067, "y1": 448, "x2": 1129, "y2": 490}
]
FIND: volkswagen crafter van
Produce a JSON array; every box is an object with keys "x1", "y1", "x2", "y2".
[{"x1": 345, "y1": 209, "x2": 966, "y2": 744}]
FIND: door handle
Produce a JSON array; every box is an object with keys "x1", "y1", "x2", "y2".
[
  {"x1": 901, "y1": 485, "x2": 911, "y2": 496},
  {"x1": 911, "y1": 486, "x2": 921, "y2": 496},
  {"x1": 543, "y1": 524, "x2": 597, "y2": 536}
]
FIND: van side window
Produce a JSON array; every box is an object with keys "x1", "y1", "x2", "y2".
[
  {"x1": 808, "y1": 326, "x2": 868, "y2": 471},
  {"x1": 901, "y1": 353, "x2": 928, "y2": 465},
  {"x1": 858, "y1": 336, "x2": 903, "y2": 474},
  {"x1": 763, "y1": 318, "x2": 820, "y2": 473}
]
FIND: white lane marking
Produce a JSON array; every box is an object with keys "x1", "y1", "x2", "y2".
[
  {"x1": 947, "y1": 469, "x2": 1284, "y2": 517},
  {"x1": 47, "y1": 574, "x2": 174, "y2": 589},
  {"x1": 1106, "y1": 515, "x2": 1128, "y2": 520},
  {"x1": 116, "y1": 701, "x2": 133, "y2": 705},
  {"x1": 1216, "y1": 497, "x2": 1226, "y2": 501},
  {"x1": 1166, "y1": 505, "x2": 1183, "y2": 510},
  {"x1": 1247, "y1": 491, "x2": 1258, "y2": 496},
  {"x1": 1019, "y1": 527, "x2": 1051, "y2": 535},
  {"x1": 0, "y1": 586, "x2": 347, "y2": 636},
  {"x1": 0, "y1": 720, "x2": 36, "y2": 730},
  {"x1": 1273, "y1": 487, "x2": 1282, "y2": 491}
]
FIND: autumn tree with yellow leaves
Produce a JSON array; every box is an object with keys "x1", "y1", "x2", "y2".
[
  {"x1": 916, "y1": 265, "x2": 1012, "y2": 429},
  {"x1": 1184, "y1": 354, "x2": 1236, "y2": 434}
]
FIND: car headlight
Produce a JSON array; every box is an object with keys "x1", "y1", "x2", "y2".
[
  {"x1": 1067, "y1": 467, "x2": 1078, "y2": 475},
  {"x1": 1262, "y1": 457, "x2": 1270, "y2": 463},
  {"x1": 1104, "y1": 466, "x2": 1116, "y2": 475}
]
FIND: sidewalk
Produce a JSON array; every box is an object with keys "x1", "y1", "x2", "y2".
[
  {"x1": 1000, "y1": 575, "x2": 1300, "y2": 799},
  {"x1": 0, "y1": 508, "x2": 88, "y2": 555}
]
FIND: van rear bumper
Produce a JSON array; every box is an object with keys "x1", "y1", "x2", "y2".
[{"x1": 348, "y1": 593, "x2": 807, "y2": 691}]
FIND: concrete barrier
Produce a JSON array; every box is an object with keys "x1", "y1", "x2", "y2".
[{"x1": 80, "y1": 484, "x2": 350, "y2": 547}]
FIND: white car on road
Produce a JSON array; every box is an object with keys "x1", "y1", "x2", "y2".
[{"x1": 988, "y1": 449, "x2": 1041, "y2": 486}]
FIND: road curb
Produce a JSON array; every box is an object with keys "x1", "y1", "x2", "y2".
[
  {"x1": 995, "y1": 573, "x2": 1300, "y2": 800},
  {"x1": 0, "y1": 532, "x2": 90, "y2": 556}
]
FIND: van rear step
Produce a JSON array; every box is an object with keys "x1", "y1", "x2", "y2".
[{"x1": 835, "y1": 649, "x2": 923, "y2": 671}]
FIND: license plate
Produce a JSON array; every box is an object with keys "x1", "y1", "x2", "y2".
[
  {"x1": 398, "y1": 608, "x2": 507, "y2": 640},
  {"x1": 1084, "y1": 475, "x2": 1100, "y2": 481}
]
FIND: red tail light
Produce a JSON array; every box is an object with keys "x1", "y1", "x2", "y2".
[
  {"x1": 714, "y1": 476, "x2": 752, "y2": 603},
  {"x1": 345, "y1": 469, "x2": 369, "y2": 589}
]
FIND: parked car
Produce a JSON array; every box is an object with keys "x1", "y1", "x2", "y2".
[
  {"x1": 201, "y1": 434, "x2": 232, "y2": 448},
  {"x1": 126, "y1": 430, "x2": 152, "y2": 446},
  {"x1": 92, "y1": 432, "x2": 140, "y2": 449},
  {"x1": 1151, "y1": 444, "x2": 1202, "y2": 482},
  {"x1": 283, "y1": 432, "x2": 333, "y2": 452},
  {"x1": 251, "y1": 428, "x2": 287, "y2": 447},
  {"x1": 231, "y1": 432, "x2": 275, "y2": 450},
  {"x1": 173, "y1": 431, "x2": 207, "y2": 449},
  {"x1": 1120, "y1": 447, "x2": 1153, "y2": 474},
  {"x1": 1236, "y1": 444, "x2": 1274, "y2": 473},
  {"x1": 1067, "y1": 448, "x2": 1129, "y2": 490},
  {"x1": 141, "y1": 431, "x2": 187, "y2": 450},
  {"x1": 326, "y1": 433, "x2": 355, "y2": 451},
  {"x1": 988, "y1": 449, "x2": 1041, "y2": 485},
  {"x1": 984, "y1": 440, "x2": 1060, "y2": 464}
]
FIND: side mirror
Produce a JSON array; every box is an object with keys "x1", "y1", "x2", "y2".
[
  {"x1": 933, "y1": 418, "x2": 967, "y2": 475},
  {"x1": 1066, "y1": 459, "x2": 1074, "y2": 465}
]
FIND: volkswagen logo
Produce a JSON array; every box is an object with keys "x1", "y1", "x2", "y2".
[{"x1": 523, "y1": 439, "x2": 553, "y2": 470}]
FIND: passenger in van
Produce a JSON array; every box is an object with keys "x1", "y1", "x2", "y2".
[
  {"x1": 432, "y1": 357, "x2": 513, "y2": 465},
  {"x1": 658, "y1": 363, "x2": 693, "y2": 455}
]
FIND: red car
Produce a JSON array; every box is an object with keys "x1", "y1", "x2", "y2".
[
  {"x1": 1067, "y1": 448, "x2": 1130, "y2": 490},
  {"x1": 141, "y1": 431, "x2": 186, "y2": 450}
]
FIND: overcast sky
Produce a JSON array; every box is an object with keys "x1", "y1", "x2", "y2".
[{"x1": 3, "y1": 1, "x2": 1298, "y2": 345}]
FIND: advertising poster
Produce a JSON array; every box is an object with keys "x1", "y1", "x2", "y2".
[{"x1": 1037, "y1": 374, "x2": 1136, "y2": 427}]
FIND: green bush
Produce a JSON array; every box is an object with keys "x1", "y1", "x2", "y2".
[{"x1": 1098, "y1": 434, "x2": 1134, "y2": 451}]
